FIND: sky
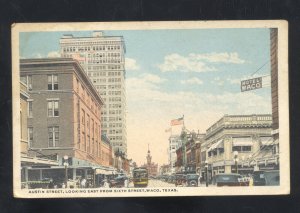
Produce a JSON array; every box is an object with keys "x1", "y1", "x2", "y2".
[{"x1": 20, "y1": 28, "x2": 272, "y2": 166}]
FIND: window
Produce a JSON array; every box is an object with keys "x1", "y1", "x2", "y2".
[
  {"x1": 48, "y1": 100, "x2": 59, "y2": 117},
  {"x1": 28, "y1": 101, "x2": 33, "y2": 117},
  {"x1": 232, "y1": 146, "x2": 252, "y2": 152},
  {"x1": 21, "y1": 75, "x2": 32, "y2": 90},
  {"x1": 48, "y1": 74, "x2": 58, "y2": 90},
  {"x1": 48, "y1": 126, "x2": 59, "y2": 147},
  {"x1": 28, "y1": 127, "x2": 33, "y2": 147}
]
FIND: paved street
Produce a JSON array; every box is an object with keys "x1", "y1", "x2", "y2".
[{"x1": 128, "y1": 179, "x2": 175, "y2": 188}]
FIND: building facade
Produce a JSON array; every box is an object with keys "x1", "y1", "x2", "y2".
[
  {"x1": 59, "y1": 31, "x2": 127, "y2": 155},
  {"x1": 141, "y1": 147, "x2": 158, "y2": 177},
  {"x1": 168, "y1": 135, "x2": 182, "y2": 173},
  {"x1": 201, "y1": 114, "x2": 273, "y2": 179},
  {"x1": 270, "y1": 28, "x2": 279, "y2": 155},
  {"x1": 20, "y1": 58, "x2": 108, "y2": 171}
]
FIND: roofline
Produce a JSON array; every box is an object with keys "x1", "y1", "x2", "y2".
[{"x1": 20, "y1": 58, "x2": 104, "y2": 106}]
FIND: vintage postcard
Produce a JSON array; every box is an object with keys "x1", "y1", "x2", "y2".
[{"x1": 12, "y1": 21, "x2": 289, "y2": 198}]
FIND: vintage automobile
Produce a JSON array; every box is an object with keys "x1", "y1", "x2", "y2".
[
  {"x1": 185, "y1": 174, "x2": 199, "y2": 187},
  {"x1": 109, "y1": 175, "x2": 128, "y2": 188},
  {"x1": 175, "y1": 174, "x2": 186, "y2": 187},
  {"x1": 253, "y1": 171, "x2": 266, "y2": 186},
  {"x1": 213, "y1": 174, "x2": 247, "y2": 187},
  {"x1": 132, "y1": 167, "x2": 148, "y2": 187},
  {"x1": 252, "y1": 170, "x2": 280, "y2": 186}
]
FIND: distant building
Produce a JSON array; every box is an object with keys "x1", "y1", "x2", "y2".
[
  {"x1": 141, "y1": 146, "x2": 158, "y2": 177},
  {"x1": 59, "y1": 32, "x2": 127, "y2": 156},
  {"x1": 20, "y1": 58, "x2": 107, "y2": 181},
  {"x1": 175, "y1": 132, "x2": 204, "y2": 174},
  {"x1": 168, "y1": 135, "x2": 182, "y2": 173}
]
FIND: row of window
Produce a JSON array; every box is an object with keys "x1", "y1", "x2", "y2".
[
  {"x1": 208, "y1": 146, "x2": 252, "y2": 157},
  {"x1": 101, "y1": 123, "x2": 123, "y2": 128},
  {"x1": 76, "y1": 79, "x2": 101, "y2": 116},
  {"x1": 88, "y1": 71, "x2": 122, "y2": 77},
  {"x1": 102, "y1": 117, "x2": 123, "y2": 122},
  {"x1": 27, "y1": 100, "x2": 59, "y2": 118},
  {"x1": 21, "y1": 74, "x2": 58, "y2": 91},
  {"x1": 62, "y1": 45, "x2": 121, "y2": 52},
  {"x1": 101, "y1": 110, "x2": 122, "y2": 115},
  {"x1": 27, "y1": 126, "x2": 59, "y2": 148},
  {"x1": 87, "y1": 59, "x2": 121, "y2": 64}
]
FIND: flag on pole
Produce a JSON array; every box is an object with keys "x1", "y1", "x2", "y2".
[
  {"x1": 165, "y1": 128, "x2": 172, "y2": 133},
  {"x1": 170, "y1": 117, "x2": 184, "y2": 126}
]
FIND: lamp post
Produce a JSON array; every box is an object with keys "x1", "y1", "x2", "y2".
[
  {"x1": 233, "y1": 151, "x2": 239, "y2": 174},
  {"x1": 205, "y1": 160, "x2": 208, "y2": 187},
  {"x1": 63, "y1": 155, "x2": 69, "y2": 188}
]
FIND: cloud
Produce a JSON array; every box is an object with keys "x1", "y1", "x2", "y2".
[
  {"x1": 158, "y1": 53, "x2": 216, "y2": 73},
  {"x1": 47, "y1": 51, "x2": 61, "y2": 58},
  {"x1": 190, "y1": 52, "x2": 246, "y2": 64},
  {"x1": 142, "y1": 73, "x2": 166, "y2": 84},
  {"x1": 158, "y1": 52, "x2": 246, "y2": 73},
  {"x1": 125, "y1": 58, "x2": 140, "y2": 70},
  {"x1": 211, "y1": 77, "x2": 225, "y2": 86},
  {"x1": 181, "y1": 77, "x2": 203, "y2": 85},
  {"x1": 227, "y1": 77, "x2": 241, "y2": 85},
  {"x1": 31, "y1": 53, "x2": 43, "y2": 58}
]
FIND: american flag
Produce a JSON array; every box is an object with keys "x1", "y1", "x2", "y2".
[{"x1": 170, "y1": 117, "x2": 184, "y2": 126}]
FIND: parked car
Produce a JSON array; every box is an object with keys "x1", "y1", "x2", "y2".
[
  {"x1": 167, "y1": 175, "x2": 175, "y2": 184},
  {"x1": 264, "y1": 170, "x2": 280, "y2": 186},
  {"x1": 109, "y1": 175, "x2": 128, "y2": 188},
  {"x1": 175, "y1": 174, "x2": 186, "y2": 187},
  {"x1": 252, "y1": 170, "x2": 280, "y2": 186},
  {"x1": 253, "y1": 171, "x2": 266, "y2": 186},
  {"x1": 213, "y1": 174, "x2": 245, "y2": 187},
  {"x1": 185, "y1": 174, "x2": 199, "y2": 187}
]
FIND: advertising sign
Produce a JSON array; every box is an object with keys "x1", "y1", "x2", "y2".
[{"x1": 241, "y1": 77, "x2": 262, "y2": 92}]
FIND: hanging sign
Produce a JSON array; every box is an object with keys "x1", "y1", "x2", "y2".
[{"x1": 241, "y1": 77, "x2": 262, "y2": 92}]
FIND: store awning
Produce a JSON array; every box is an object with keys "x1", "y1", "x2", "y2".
[
  {"x1": 95, "y1": 168, "x2": 113, "y2": 175},
  {"x1": 232, "y1": 137, "x2": 252, "y2": 146},
  {"x1": 207, "y1": 139, "x2": 224, "y2": 152}
]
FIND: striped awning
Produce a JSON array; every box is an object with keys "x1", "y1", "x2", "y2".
[{"x1": 207, "y1": 139, "x2": 224, "y2": 152}]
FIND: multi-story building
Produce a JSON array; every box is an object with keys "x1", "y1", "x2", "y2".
[
  {"x1": 201, "y1": 114, "x2": 273, "y2": 180},
  {"x1": 168, "y1": 135, "x2": 182, "y2": 173},
  {"x1": 175, "y1": 132, "x2": 204, "y2": 174},
  {"x1": 270, "y1": 28, "x2": 279, "y2": 154},
  {"x1": 20, "y1": 58, "x2": 110, "y2": 181},
  {"x1": 59, "y1": 31, "x2": 127, "y2": 155}
]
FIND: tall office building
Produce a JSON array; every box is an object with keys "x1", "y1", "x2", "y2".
[{"x1": 60, "y1": 31, "x2": 127, "y2": 155}]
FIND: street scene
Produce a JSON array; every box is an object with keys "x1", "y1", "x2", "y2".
[{"x1": 15, "y1": 22, "x2": 286, "y2": 195}]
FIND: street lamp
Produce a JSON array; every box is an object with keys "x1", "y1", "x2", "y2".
[
  {"x1": 233, "y1": 151, "x2": 239, "y2": 174},
  {"x1": 63, "y1": 155, "x2": 69, "y2": 188},
  {"x1": 205, "y1": 160, "x2": 208, "y2": 187}
]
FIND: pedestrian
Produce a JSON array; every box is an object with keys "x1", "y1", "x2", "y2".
[
  {"x1": 198, "y1": 174, "x2": 201, "y2": 186},
  {"x1": 249, "y1": 175, "x2": 254, "y2": 186},
  {"x1": 124, "y1": 177, "x2": 128, "y2": 188},
  {"x1": 48, "y1": 179, "x2": 54, "y2": 189},
  {"x1": 103, "y1": 178, "x2": 110, "y2": 188},
  {"x1": 81, "y1": 177, "x2": 87, "y2": 188}
]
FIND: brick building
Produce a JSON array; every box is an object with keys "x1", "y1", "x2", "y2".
[{"x1": 20, "y1": 58, "x2": 112, "y2": 181}]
